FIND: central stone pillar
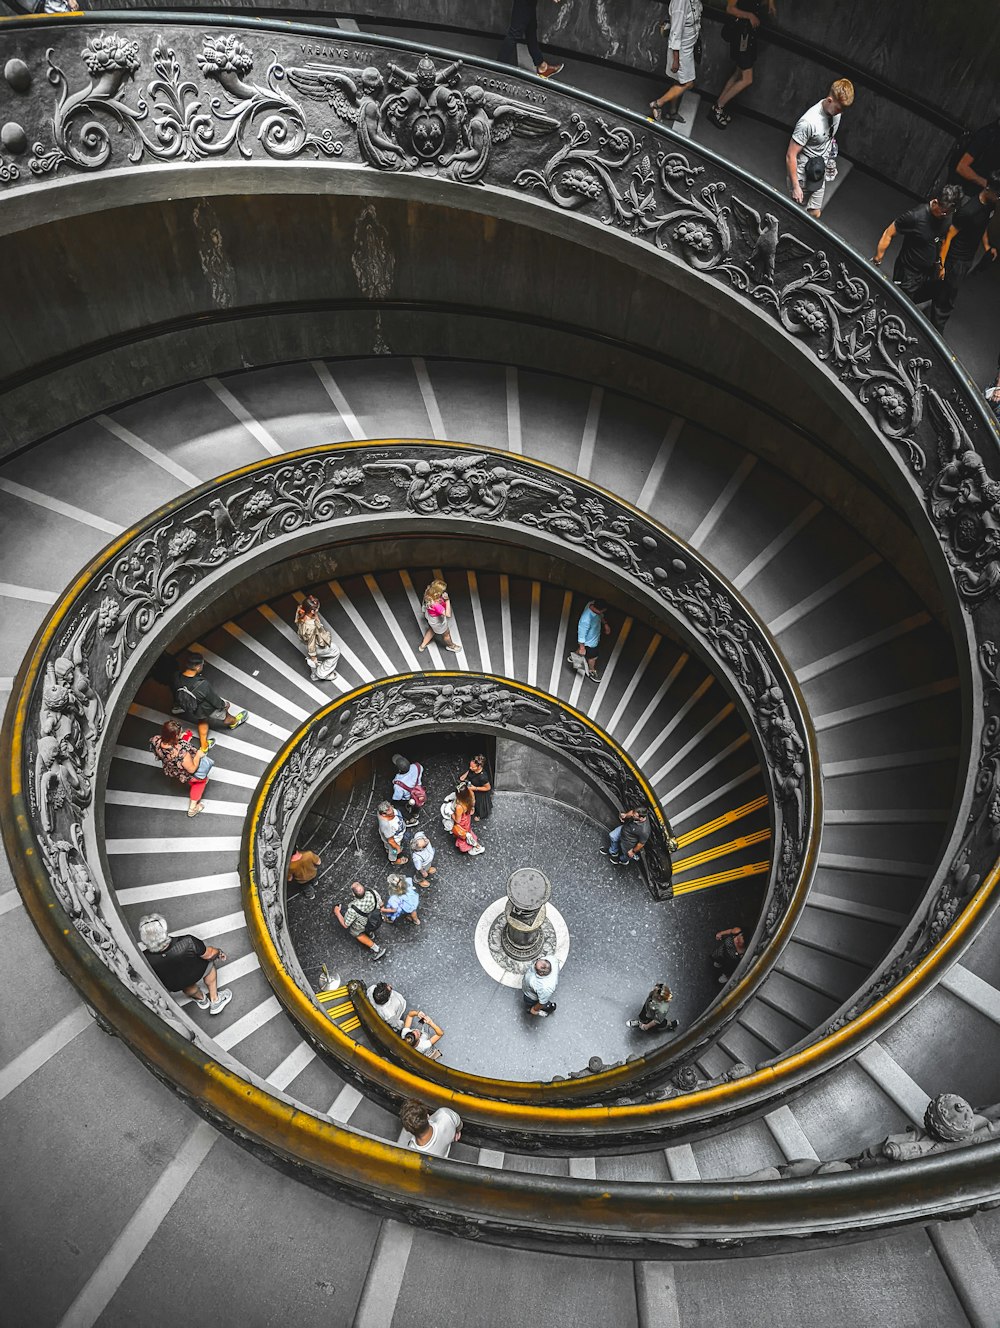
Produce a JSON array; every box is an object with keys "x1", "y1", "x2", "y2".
[{"x1": 500, "y1": 867, "x2": 552, "y2": 961}]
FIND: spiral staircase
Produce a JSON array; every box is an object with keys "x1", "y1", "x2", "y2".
[{"x1": 3, "y1": 10, "x2": 1000, "y2": 1328}]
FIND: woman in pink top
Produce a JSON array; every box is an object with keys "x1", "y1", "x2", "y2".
[{"x1": 418, "y1": 578, "x2": 461, "y2": 654}]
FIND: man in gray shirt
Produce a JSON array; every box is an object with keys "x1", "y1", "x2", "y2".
[{"x1": 786, "y1": 78, "x2": 854, "y2": 218}]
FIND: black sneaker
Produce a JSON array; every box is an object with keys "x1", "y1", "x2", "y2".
[
  {"x1": 665, "y1": 1019, "x2": 679, "y2": 1031},
  {"x1": 302, "y1": 886, "x2": 317, "y2": 902}
]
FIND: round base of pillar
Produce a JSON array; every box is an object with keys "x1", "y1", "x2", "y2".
[{"x1": 474, "y1": 896, "x2": 570, "y2": 988}]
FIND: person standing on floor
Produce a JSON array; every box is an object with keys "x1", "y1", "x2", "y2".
[
  {"x1": 627, "y1": 982, "x2": 679, "y2": 1032},
  {"x1": 376, "y1": 801, "x2": 410, "y2": 865},
  {"x1": 451, "y1": 787, "x2": 485, "y2": 856},
  {"x1": 382, "y1": 873, "x2": 422, "y2": 927},
  {"x1": 570, "y1": 598, "x2": 610, "y2": 682},
  {"x1": 172, "y1": 651, "x2": 249, "y2": 755},
  {"x1": 287, "y1": 848, "x2": 321, "y2": 902},
  {"x1": 400, "y1": 1100, "x2": 463, "y2": 1157},
  {"x1": 522, "y1": 955, "x2": 560, "y2": 1016},
  {"x1": 710, "y1": 0, "x2": 775, "y2": 130},
  {"x1": 293, "y1": 594, "x2": 340, "y2": 681},
  {"x1": 138, "y1": 913, "x2": 232, "y2": 1014},
  {"x1": 391, "y1": 753, "x2": 426, "y2": 825},
  {"x1": 931, "y1": 174, "x2": 999, "y2": 330},
  {"x1": 786, "y1": 79, "x2": 854, "y2": 219},
  {"x1": 332, "y1": 880, "x2": 387, "y2": 960},
  {"x1": 498, "y1": 0, "x2": 564, "y2": 79},
  {"x1": 148, "y1": 719, "x2": 213, "y2": 818},
  {"x1": 871, "y1": 186, "x2": 961, "y2": 306},
  {"x1": 459, "y1": 753, "x2": 493, "y2": 821},
  {"x1": 712, "y1": 925, "x2": 746, "y2": 982},
  {"x1": 649, "y1": 0, "x2": 703, "y2": 124},
  {"x1": 602, "y1": 806, "x2": 650, "y2": 867},
  {"x1": 411, "y1": 832, "x2": 438, "y2": 885},
  {"x1": 418, "y1": 579, "x2": 462, "y2": 655}
]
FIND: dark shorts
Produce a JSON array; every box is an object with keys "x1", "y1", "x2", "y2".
[
  {"x1": 728, "y1": 29, "x2": 757, "y2": 70},
  {"x1": 580, "y1": 644, "x2": 599, "y2": 660}
]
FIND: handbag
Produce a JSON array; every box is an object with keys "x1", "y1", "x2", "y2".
[{"x1": 804, "y1": 154, "x2": 826, "y2": 188}]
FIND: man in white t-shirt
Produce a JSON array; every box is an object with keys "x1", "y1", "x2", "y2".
[
  {"x1": 786, "y1": 78, "x2": 854, "y2": 218},
  {"x1": 366, "y1": 981, "x2": 408, "y2": 1032},
  {"x1": 522, "y1": 954, "x2": 560, "y2": 1016},
  {"x1": 400, "y1": 1100, "x2": 463, "y2": 1158}
]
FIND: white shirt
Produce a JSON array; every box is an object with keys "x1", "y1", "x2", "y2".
[
  {"x1": 412, "y1": 840, "x2": 435, "y2": 872},
  {"x1": 366, "y1": 984, "x2": 407, "y2": 1031},
  {"x1": 406, "y1": 1107, "x2": 462, "y2": 1158},
  {"x1": 378, "y1": 810, "x2": 404, "y2": 844},
  {"x1": 391, "y1": 762, "x2": 422, "y2": 802},
  {"x1": 668, "y1": 0, "x2": 702, "y2": 47},
  {"x1": 522, "y1": 955, "x2": 560, "y2": 1004},
  {"x1": 791, "y1": 101, "x2": 841, "y2": 164}
]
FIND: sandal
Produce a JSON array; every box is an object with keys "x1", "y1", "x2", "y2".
[
  {"x1": 418, "y1": 643, "x2": 427, "y2": 652},
  {"x1": 710, "y1": 104, "x2": 731, "y2": 129},
  {"x1": 648, "y1": 101, "x2": 662, "y2": 122}
]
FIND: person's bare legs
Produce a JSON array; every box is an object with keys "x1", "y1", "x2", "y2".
[
  {"x1": 419, "y1": 628, "x2": 433, "y2": 651},
  {"x1": 202, "y1": 964, "x2": 220, "y2": 1001},
  {"x1": 716, "y1": 66, "x2": 752, "y2": 112},
  {"x1": 442, "y1": 629, "x2": 461, "y2": 652},
  {"x1": 653, "y1": 78, "x2": 693, "y2": 115},
  {"x1": 410, "y1": 911, "x2": 421, "y2": 927},
  {"x1": 197, "y1": 719, "x2": 210, "y2": 752},
  {"x1": 356, "y1": 933, "x2": 376, "y2": 951}
]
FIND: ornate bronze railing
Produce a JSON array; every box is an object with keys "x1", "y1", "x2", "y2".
[
  {"x1": 241, "y1": 673, "x2": 782, "y2": 1122},
  {"x1": 3, "y1": 11, "x2": 1000, "y2": 1234}
]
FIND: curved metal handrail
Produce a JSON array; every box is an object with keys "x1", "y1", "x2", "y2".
[
  {"x1": 3, "y1": 11, "x2": 1000, "y2": 1232},
  {"x1": 241, "y1": 673, "x2": 783, "y2": 1119}
]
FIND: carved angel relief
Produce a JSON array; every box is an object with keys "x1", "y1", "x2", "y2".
[{"x1": 287, "y1": 53, "x2": 558, "y2": 180}]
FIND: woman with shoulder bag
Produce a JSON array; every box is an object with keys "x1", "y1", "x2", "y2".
[
  {"x1": 710, "y1": 0, "x2": 776, "y2": 129},
  {"x1": 149, "y1": 719, "x2": 214, "y2": 818},
  {"x1": 294, "y1": 594, "x2": 341, "y2": 681},
  {"x1": 451, "y1": 787, "x2": 486, "y2": 856},
  {"x1": 418, "y1": 578, "x2": 462, "y2": 654},
  {"x1": 649, "y1": 0, "x2": 703, "y2": 125}
]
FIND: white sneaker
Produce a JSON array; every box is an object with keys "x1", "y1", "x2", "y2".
[
  {"x1": 468, "y1": 845, "x2": 486, "y2": 856},
  {"x1": 209, "y1": 989, "x2": 233, "y2": 1014},
  {"x1": 196, "y1": 990, "x2": 211, "y2": 1010}
]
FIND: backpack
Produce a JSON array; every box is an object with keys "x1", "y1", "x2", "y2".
[
  {"x1": 440, "y1": 791, "x2": 457, "y2": 833},
  {"x1": 361, "y1": 890, "x2": 384, "y2": 937}
]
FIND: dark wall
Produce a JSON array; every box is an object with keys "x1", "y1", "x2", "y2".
[
  {"x1": 495, "y1": 737, "x2": 615, "y2": 828},
  {"x1": 67, "y1": 1, "x2": 1000, "y2": 196}
]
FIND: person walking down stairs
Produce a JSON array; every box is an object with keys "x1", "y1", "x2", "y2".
[
  {"x1": 171, "y1": 650, "x2": 249, "y2": 754},
  {"x1": 138, "y1": 913, "x2": 233, "y2": 1014},
  {"x1": 148, "y1": 719, "x2": 214, "y2": 818},
  {"x1": 293, "y1": 594, "x2": 340, "y2": 681}
]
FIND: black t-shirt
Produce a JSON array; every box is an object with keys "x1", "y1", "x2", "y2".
[
  {"x1": 146, "y1": 934, "x2": 209, "y2": 990},
  {"x1": 949, "y1": 193, "x2": 996, "y2": 263},
  {"x1": 953, "y1": 121, "x2": 1000, "y2": 194},
  {"x1": 620, "y1": 817, "x2": 651, "y2": 854},
  {"x1": 893, "y1": 204, "x2": 948, "y2": 278},
  {"x1": 172, "y1": 671, "x2": 224, "y2": 720}
]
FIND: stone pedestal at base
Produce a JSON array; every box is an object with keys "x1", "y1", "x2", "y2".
[{"x1": 501, "y1": 867, "x2": 552, "y2": 961}]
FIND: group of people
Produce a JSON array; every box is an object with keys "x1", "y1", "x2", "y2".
[
  {"x1": 367, "y1": 981, "x2": 447, "y2": 1059},
  {"x1": 331, "y1": 752, "x2": 494, "y2": 962}
]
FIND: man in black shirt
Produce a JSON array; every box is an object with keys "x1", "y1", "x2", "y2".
[
  {"x1": 138, "y1": 913, "x2": 233, "y2": 1013},
  {"x1": 602, "y1": 806, "x2": 650, "y2": 867},
  {"x1": 871, "y1": 186, "x2": 961, "y2": 305},
  {"x1": 931, "y1": 173, "x2": 999, "y2": 330},
  {"x1": 172, "y1": 650, "x2": 249, "y2": 753},
  {"x1": 951, "y1": 118, "x2": 1000, "y2": 197}
]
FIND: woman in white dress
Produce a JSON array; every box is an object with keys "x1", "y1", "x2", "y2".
[{"x1": 294, "y1": 594, "x2": 340, "y2": 681}]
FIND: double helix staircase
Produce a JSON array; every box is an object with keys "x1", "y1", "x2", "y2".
[{"x1": 6, "y1": 354, "x2": 997, "y2": 1325}]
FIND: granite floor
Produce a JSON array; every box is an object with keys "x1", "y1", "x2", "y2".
[{"x1": 287, "y1": 745, "x2": 765, "y2": 1081}]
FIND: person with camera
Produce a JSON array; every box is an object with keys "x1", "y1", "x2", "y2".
[
  {"x1": 786, "y1": 78, "x2": 855, "y2": 219},
  {"x1": 333, "y1": 880, "x2": 387, "y2": 961}
]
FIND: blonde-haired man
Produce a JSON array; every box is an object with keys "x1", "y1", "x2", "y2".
[{"x1": 786, "y1": 78, "x2": 855, "y2": 218}]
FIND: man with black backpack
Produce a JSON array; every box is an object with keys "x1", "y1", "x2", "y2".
[
  {"x1": 333, "y1": 880, "x2": 387, "y2": 961},
  {"x1": 172, "y1": 651, "x2": 249, "y2": 754}
]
